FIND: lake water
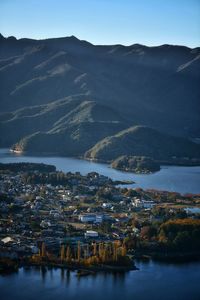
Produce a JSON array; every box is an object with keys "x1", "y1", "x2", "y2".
[
  {"x1": 0, "y1": 148, "x2": 200, "y2": 194},
  {"x1": 0, "y1": 261, "x2": 200, "y2": 300}
]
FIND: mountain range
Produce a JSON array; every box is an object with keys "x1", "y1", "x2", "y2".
[{"x1": 0, "y1": 34, "x2": 200, "y2": 164}]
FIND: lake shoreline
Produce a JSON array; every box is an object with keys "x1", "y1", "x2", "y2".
[
  {"x1": 0, "y1": 258, "x2": 138, "y2": 275},
  {"x1": 9, "y1": 148, "x2": 200, "y2": 170},
  {"x1": 1, "y1": 148, "x2": 200, "y2": 194},
  {"x1": 1, "y1": 251, "x2": 200, "y2": 276}
]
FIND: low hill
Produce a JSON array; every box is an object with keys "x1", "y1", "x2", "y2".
[
  {"x1": 111, "y1": 156, "x2": 161, "y2": 173},
  {"x1": 85, "y1": 126, "x2": 200, "y2": 163},
  {"x1": 0, "y1": 95, "x2": 128, "y2": 150},
  {"x1": 8, "y1": 98, "x2": 127, "y2": 155}
]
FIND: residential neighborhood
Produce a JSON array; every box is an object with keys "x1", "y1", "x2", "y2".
[{"x1": 0, "y1": 163, "x2": 200, "y2": 272}]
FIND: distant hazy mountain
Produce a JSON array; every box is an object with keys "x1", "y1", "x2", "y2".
[{"x1": 0, "y1": 34, "x2": 199, "y2": 161}]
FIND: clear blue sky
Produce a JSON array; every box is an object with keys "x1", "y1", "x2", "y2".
[{"x1": 0, "y1": 0, "x2": 199, "y2": 47}]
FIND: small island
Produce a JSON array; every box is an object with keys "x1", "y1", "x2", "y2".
[{"x1": 111, "y1": 156, "x2": 161, "y2": 174}]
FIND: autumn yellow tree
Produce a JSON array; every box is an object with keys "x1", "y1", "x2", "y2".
[
  {"x1": 112, "y1": 240, "x2": 121, "y2": 261},
  {"x1": 66, "y1": 245, "x2": 71, "y2": 262},
  {"x1": 98, "y1": 242, "x2": 104, "y2": 261},
  {"x1": 93, "y1": 242, "x2": 97, "y2": 256},
  {"x1": 41, "y1": 242, "x2": 46, "y2": 257},
  {"x1": 60, "y1": 245, "x2": 65, "y2": 262},
  {"x1": 77, "y1": 241, "x2": 81, "y2": 263},
  {"x1": 121, "y1": 241, "x2": 127, "y2": 257}
]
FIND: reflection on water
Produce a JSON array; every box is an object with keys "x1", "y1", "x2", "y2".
[
  {"x1": 1, "y1": 262, "x2": 200, "y2": 300},
  {"x1": 66, "y1": 270, "x2": 71, "y2": 286},
  {"x1": 0, "y1": 148, "x2": 200, "y2": 194},
  {"x1": 60, "y1": 268, "x2": 64, "y2": 283},
  {"x1": 41, "y1": 266, "x2": 47, "y2": 282},
  {"x1": 19, "y1": 265, "x2": 127, "y2": 288}
]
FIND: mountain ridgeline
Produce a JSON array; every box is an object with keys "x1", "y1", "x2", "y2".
[{"x1": 0, "y1": 34, "x2": 200, "y2": 170}]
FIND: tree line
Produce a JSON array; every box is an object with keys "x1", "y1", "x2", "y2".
[{"x1": 31, "y1": 240, "x2": 131, "y2": 267}]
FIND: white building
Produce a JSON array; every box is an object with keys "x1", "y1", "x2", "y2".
[
  {"x1": 85, "y1": 230, "x2": 99, "y2": 238},
  {"x1": 49, "y1": 210, "x2": 60, "y2": 218},
  {"x1": 142, "y1": 200, "x2": 155, "y2": 209},
  {"x1": 132, "y1": 198, "x2": 143, "y2": 208},
  {"x1": 1, "y1": 236, "x2": 15, "y2": 244},
  {"x1": 132, "y1": 198, "x2": 155, "y2": 209},
  {"x1": 79, "y1": 214, "x2": 104, "y2": 223},
  {"x1": 79, "y1": 214, "x2": 96, "y2": 223},
  {"x1": 40, "y1": 220, "x2": 51, "y2": 228},
  {"x1": 95, "y1": 215, "x2": 104, "y2": 223},
  {"x1": 102, "y1": 203, "x2": 112, "y2": 209}
]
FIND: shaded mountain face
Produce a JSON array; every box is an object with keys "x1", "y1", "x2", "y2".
[
  {"x1": 85, "y1": 126, "x2": 200, "y2": 162},
  {"x1": 0, "y1": 95, "x2": 127, "y2": 154},
  {"x1": 0, "y1": 34, "x2": 199, "y2": 158}
]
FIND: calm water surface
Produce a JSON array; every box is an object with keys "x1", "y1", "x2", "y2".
[
  {"x1": 0, "y1": 148, "x2": 200, "y2": 194},
  {"x1": 0, "y1": 261, "x2": 200, "y2": 300}
]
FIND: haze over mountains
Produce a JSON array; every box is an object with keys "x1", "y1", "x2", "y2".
[{"x1": 0, "y1": 34, "x2": 200, "y2": 163}]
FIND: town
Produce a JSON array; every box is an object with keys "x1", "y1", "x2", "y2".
[{"x1": 0, "y1": 163, "x2": 200, "y2": 273}]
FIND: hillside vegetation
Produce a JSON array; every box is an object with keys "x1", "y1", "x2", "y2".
[
  {"x1": 111, "y1": 156, "x2": 161, "y2": 173},
  {"x1": 0, "y1": 34, "x2": 200, "y2": 165},
  {"x1": 85, "y1": 126, "x2": 200, "y2": 163}
]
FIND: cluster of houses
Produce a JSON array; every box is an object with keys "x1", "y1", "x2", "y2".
[
  {"x1": 132, "y1": 197, "x2": 155, "y2": 209},
  {"x1": 0, "y1": 169, "x2": 161, "y2": 260}
]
